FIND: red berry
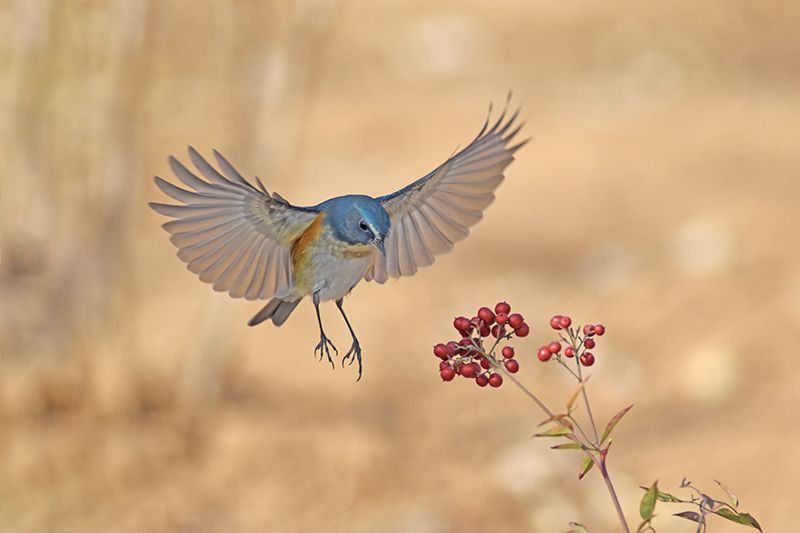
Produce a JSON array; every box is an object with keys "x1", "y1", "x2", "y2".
[
  {"x1": 478, "y1": 307, "x2": 495, "y2": 325},
  {"x1": 433, "y1": 343, "x2": 449, "y2": 359},
  {"x1": 446, "y1": 341, "x2": 458, "y2": 356},
  {"x1": 504, "y1": 359, "x2": 519, "y2": 373},
  {"x1": 492, "y1": 325, "x2": 507, "y2": 338},
  {"x1": 495, "y1": 312, "x2": 509, "y2": 325},
  {"x1": 584, "y1": 338, "x2": 596, "y2": 349},
  {"x1": 559, "y1": 316, "x2": 572, "y2": 328},
  {"x1": 501, "y1": 346, "x2": 515, "y2": 358},
  {"x1": 479, "y1": 356, "x2": 492, "y2": 369},
  {"x1": 538, "y1": 347, "x2": 552, "y2": 361},
  {"x1": 439, "y1": 361, "x2": 450, "y2": 370},
  {"x1": 583, "y1": 324, "x2": 595, "y2": 336},
  {"x1": 515, "y1": 324, "x2": 530, "y2": 337},
  {"x1": 441, "y1": 366, "x2": 456, "y2": 381},
  {"x1": 508, "y1": 313, "x2": 524, "y2": 329},
  {"x1": 454, "y1": 317, "x2": 471, "y2": 332},
  {"x1": 461, "y1": 362, "x2": 480, "y2": 378},
  {"x1": 548, "y1": 342, "x2": 561, "y2": 354},
  {"x1": 564, "y1": 346, "x2": 575, "y2": 358},
  {"x1": 580, "y1": 352, "x2": 595, "y2": 367},
  {"x1": 488, "y1": 373, "x2": 503, "y2": 387},
  {"x1": 476, "y1": 374, "x2": 489, "y2": 387},
  {"x1": 479, "y1": 323, "x2": 491, "y2": 337},
  {"x1": 594, "y1": 324, "x2": 605, "y2": 336},
  {"x1": 471, "y1": 361, "x2": 482, "y2": 374},
  {"x1": 495, "y1": 302, "x2": 511, "y2": 315},
  {"x1": 550, "y1": 315, "x2": 563, "y2": 330}
]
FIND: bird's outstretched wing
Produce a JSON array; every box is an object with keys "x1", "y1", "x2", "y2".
[
  {"x1": 367, "y1": 102, "x2": 527, "y2": 283},
  {"x1": 149, "y1": 147, "x2": 320, "y2": 300}
]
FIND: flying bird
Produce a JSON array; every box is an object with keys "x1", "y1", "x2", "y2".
[{"x1": 150, "y1": 102, "x2": 526, "y2": 380}]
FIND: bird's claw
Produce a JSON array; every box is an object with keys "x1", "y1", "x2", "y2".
[
  {"x1": 314, "y1": 335, "x2": 338, "y2": 369},
  {"x1": 341, "y1": 340, "x2": 363, "y2": 381}
]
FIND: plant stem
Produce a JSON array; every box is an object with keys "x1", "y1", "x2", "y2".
[
  {"x1": 599, "y1": 458, "x2": 630, "y2": 533},
  {"x1": 575, "y1": 362, "x2": 599, "y2": 442},
  {"x1": 498, "y1": 367, "x2": 554, "y2": 418}
]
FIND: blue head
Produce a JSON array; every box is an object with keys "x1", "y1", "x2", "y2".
[{"x1": 318, "y1": 195, "x2": 391, "y2": 254}]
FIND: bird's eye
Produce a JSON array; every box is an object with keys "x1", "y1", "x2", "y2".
[{"x1": 359, "y1": 220, "x2": 369, "y2": 231}]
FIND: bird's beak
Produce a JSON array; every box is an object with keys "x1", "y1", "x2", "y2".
[{"x1": 373, "y1": 239, "x2": 385, "y2": 255}]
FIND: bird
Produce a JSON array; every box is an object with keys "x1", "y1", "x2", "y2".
[{"x1": 149, "y1": 101, "x2": 526, "y2": 380}]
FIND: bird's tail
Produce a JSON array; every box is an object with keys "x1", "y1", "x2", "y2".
[{"x1": 248, "y1": 298, "x2": 302, "y2": 327}]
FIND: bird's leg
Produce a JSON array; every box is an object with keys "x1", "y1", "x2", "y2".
[
  {"x1": 336, "y1": 298, "x2": 363, "y2": 381},
  {"x1": 313, "y1": 294, "x2": 337, "y2": 369}
]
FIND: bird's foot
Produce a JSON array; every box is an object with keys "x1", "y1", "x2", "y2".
[
  {"x1": 342, "y1": 339, "x2": 363, "y2": 381},
  {"x1": 314, "y1": 334, "x2": 338, "y2": 369}
]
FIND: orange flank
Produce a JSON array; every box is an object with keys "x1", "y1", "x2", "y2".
[{"x1": 291, "y1": 212, "x2": 327, "y2": 293}]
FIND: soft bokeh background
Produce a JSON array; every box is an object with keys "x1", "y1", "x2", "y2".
[{"x1": 2, "y1": 1, "x2": 799, "y2": 531}]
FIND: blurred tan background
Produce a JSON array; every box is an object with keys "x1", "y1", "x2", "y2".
[{"x1": 2, "y1": 1, "x2": 799, "y2": 532}]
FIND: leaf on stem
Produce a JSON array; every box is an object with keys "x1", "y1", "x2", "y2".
[
  {"x1": 674, "y1": 511, "x2": 701, "y2": 523},
  {"x1": 566, "y1": 375, "x2": 591, "y2": 412},
  {"x1": 714, "y1": 479, "x2": 739, "y2": 508},
  {"x1": 640, "y1": 481, "x2": 658, "y2": 520},
  {"x1": 654, "y1": 490, "x2": 682, "y2": 503},
  {"x1": 551, "y1": 442, "x2": 582, "y2": 450},
  {"x1": 715, "y1": 509, "x2": 763, "y2": 531},
  {"x1": 578, "y1": 455, "x2": 594, "y2": 480},
  {"x1": 600, "y1": 404, "x2": 633, "y2": 444},
  {"x1": 534, "y1": 426, "x2": 573, "y2": 438}
]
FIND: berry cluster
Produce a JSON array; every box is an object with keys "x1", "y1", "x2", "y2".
[
  {"x1": 537, "y1": 315, "x2": 605, "y2": 367},
  {"x1": 433, "y1": 302, "x2": 528, "y2": 388}
]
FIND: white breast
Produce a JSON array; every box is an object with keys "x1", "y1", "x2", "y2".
[{"x1": 311, "y1": 254, "x2": 375, "y2": 302}]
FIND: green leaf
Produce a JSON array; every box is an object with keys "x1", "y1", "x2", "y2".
[
  {"x1": 578, "y1": 455, "x2": 594, "y2": 480},
  {"x1": 600, "y1": 404, "x2": 633, "y2": 444},
  {"x1": 714, "y1": 479, "x2": 739, "y2": 508},
  {"x1": 534, "y1": 426, "x2": 572, "y2": 438},
  {"x1": 566, "y1": 376, "x2": 591, "y2": 412},
  {"x1": 551, "y1": 442, "x2": 582, "y2": 450},
  {"x1": 566, "y1": 522, "x2": 589, "y2": 533},
  {"x1": 655, "y1": 490, "x2": 682, "y2": 503},
  {"x1": 715, "y1": 509, "x2": 763, "y2": 531},
  {"x1": 673, "y1": 511, "x2": 701, "y2": 523},
  {"x1": 640, "y1": 481, "x2": 658, "y2": 520}
]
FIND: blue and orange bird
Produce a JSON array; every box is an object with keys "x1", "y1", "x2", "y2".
[{"x1": 150, "y1": 102, "x2": 526, "y2": 380}]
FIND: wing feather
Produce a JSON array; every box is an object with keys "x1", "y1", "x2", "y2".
[
  {"x1": 403, "y1": 212, "x2": 436, "y2": 267},
  {"x1": 150, "y1": 147, "x2": 320, "y2": 300},
  {"x1": 409, "y1": 207, "x2": 453, "y2": 255},
  {"x1": 228, "y1": 236, "x2": 266, "y2": 298},
  {"x1": 198, "y1": 231, "x2": 253, "y2": 283},
  {"x1": 244, "y1": 240, "x2": 272, "y2": 300},
  {"x1": 212, "y1": 232, "x2": 261, "y2": 292},
  {"x1": 372, "y1": 99, "x2": 527, "y2": 283},
  {"x1": 213, "y1": 150, "x2": 252, "y2": 187}
]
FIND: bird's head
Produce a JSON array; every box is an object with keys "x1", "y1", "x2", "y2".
[{"x1": 321, "y1": 195, "x2": 391, "y2": 254}]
